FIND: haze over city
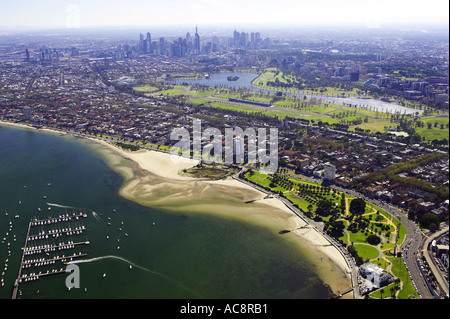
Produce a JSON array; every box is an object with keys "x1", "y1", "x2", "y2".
[{"x1": 0, "y1": 0, "x2": 449, "y2": 30}]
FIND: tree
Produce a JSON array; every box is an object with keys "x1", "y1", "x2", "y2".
[
  {"x1": 367, "y1": 234, "x2": 381, "y2": 245},
  {"x1": 326, "y1": 220, "x2": 345, "y2": 238},
  {"x1": 350, "y1": 198, "x2": 366, "y2": 216},
  {"x1": 419, "y1": 212, "x2": 440, "y2": 230},
  {"x1": 316, "y1": 199, "x2": 333, "y2": 217}
]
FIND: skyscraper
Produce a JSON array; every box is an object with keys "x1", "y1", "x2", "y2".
[
  {"x1": 146, "y1": 32, "x2": 152, "y2": 53},
  {"x1": 233, "y1": 30, "x2": 240, "y2": 48},
  {"x1": 194, "y1": 27, "x2": 200, "y2": 55},
  {"x1": 139, "y1": 33, "x2": 144, "y2": 53},
  {"x1": 159, "y1": 37, "x2": 165, "y2": 55}
]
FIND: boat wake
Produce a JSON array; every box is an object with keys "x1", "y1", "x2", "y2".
[
  {"x1": 46, "y1": 202, "x2": 102, "y2": 222},
  {"x1": 67, "y1": 255, "x2": 201, "y2": 297},
  {"x1": 46, "y1": 203, "x2": 78, "y2": 209},
  {"x1": 91, "y1": 211, "x2": 101, "y2": 222}
]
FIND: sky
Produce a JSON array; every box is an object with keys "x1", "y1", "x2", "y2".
[{"x1": 0, "y1": 0, "x2": 448, "y2": 30}]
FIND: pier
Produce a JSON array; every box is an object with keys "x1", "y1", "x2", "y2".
[
  {"x1": 11, "y1": 211, "x2": 90, "y2": 299},
  {"x1": 12, "y1": 221, "x2": 32, "y2": 299},
  {"x1": 331, "y1": 288, "x2": 354, "y2": 299}
]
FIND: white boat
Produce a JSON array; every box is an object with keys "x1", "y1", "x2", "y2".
[{"x1": 102, "y1": 273, "x2": 106, "y2": 278}]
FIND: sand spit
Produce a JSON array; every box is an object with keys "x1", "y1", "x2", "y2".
[{"x1": 91, "y1": 139, "x2": 353, "y2": 297}]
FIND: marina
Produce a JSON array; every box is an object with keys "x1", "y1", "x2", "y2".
[{"x1": 11, "y1": 210, "x2": 90, "y2": 299}]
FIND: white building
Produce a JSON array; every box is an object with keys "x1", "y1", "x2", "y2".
[{"x1": 359, "y1": 262, "x2": 393, "y2": 289}]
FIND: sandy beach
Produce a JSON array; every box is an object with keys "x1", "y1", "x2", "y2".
[
  {"x1": 0, "y1": 120, "x2": 353, "y2": 297},
  {"x1": 89, "y1": 136, "x2": 353, "y2": 296}
]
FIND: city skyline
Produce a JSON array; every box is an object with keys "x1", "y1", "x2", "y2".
[{"x1": 0, "y1": 0, "x2": 448, "y2": 30}]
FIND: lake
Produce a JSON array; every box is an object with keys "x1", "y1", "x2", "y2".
[{"x1": 170, "y1": 72, "x2": 422, "y2": 115}]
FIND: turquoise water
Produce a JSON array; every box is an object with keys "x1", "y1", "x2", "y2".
[{"x1": 0, "y1": 124, "x2": 332, "y2": 299}]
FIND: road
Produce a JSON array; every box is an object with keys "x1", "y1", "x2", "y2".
[{"x1": 423, "y1": 228, "x2": 449, "y2": 297}]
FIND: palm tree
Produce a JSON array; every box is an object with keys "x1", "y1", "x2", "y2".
[{"x1": 390, "y1": 287, "x2": 396, "y2": 298}]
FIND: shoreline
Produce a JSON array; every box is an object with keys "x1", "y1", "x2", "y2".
[{"x1": 0, "y1": 120, "x2": 353, "y2": 297}]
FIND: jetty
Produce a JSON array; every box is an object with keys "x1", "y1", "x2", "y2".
[{"x1": 11, "y1": 211, "x2": 89, "y2": 299}]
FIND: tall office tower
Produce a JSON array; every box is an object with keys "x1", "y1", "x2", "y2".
[
  {"x1": 171, "y1": 37, "x2": 185, "y2": 57},
  {"x1": 194, "y1": 26, "x2": 200, "y2": 54},
  {"x1": 239, "y1": 32, "x2": 247, "y2": 48},
  {"x1": 255, "y1": 32, "x2": 261, "y2": 43},
  {"x1": 186, "y1": 32, "x2": 192, "y2": 54},
  {"x1": 211, "y1": 36, "x2": 219, "y2": 52},
  {"x1": 182, "y1": 38, "x2": 187, "y2": 56},
  {"x1": 139, "y1": 33, "x2": 144, "y2": 52},
  {"x1": 233, "y1": 30, "x2": 240, "y2": 48},
  {"x1": 146, "y1": 32, "x2": 152, "y2": 53}
]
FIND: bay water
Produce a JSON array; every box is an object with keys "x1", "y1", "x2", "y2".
[{"x1": 0, "y1": 124, "x2": 332, "y2": 299}]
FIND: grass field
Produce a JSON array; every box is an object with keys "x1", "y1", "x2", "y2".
[
  {"x1": 387, "y1": 256, "x2": 420, "y2": 299},
  {"x1": 252, "y1": 69, "x2": 363, "y2": 97},
  {"x1": 133, "y1": 85, "x2": 160, "y2": 93},
  {"x1": 353, "y1": 244, "x2": 380, "y2": 260},
  {"x1": 135, "y1": 74, "x2": 448, "y2": 145}
]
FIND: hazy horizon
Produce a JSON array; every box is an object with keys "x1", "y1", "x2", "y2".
[{"x1": 1, "y1": 0, "x2": 448, "y2": 31}]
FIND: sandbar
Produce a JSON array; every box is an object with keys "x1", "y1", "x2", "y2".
[{"x1": 91, "y1": 138, "x2": 353, "y2": 297}]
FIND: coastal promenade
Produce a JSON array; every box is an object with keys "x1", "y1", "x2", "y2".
[{"x1": 233, "y1": 172, "x2": 360, "y2": 299}]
